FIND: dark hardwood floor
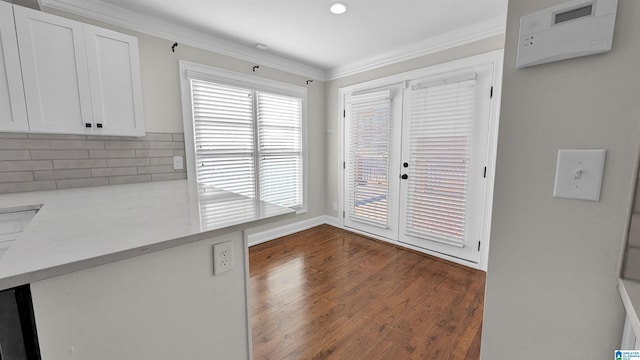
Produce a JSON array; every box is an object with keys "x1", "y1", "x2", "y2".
[{"x1": 249, "y1": 225, "x2": 485, "y2": 360}]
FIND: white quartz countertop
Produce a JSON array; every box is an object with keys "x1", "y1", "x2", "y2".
[{"x1": 0, "y1": 180, "x2": 294, "y2": 290}]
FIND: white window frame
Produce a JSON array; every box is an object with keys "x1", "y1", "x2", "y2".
[
  {"x1": 179, "y1": 60, "x2": 308, "y2": 213},
  {"x1": 337, "y1": 50, "x2": 503, "y2": 271}
]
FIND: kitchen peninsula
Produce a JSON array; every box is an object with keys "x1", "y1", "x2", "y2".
[{"x1": 0, "y1": 180, "x2": 293, "y2": 359}]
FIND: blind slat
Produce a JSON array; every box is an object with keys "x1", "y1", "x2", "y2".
[
  {"x1": 405, "y1": 79, "x2": 476, "y2": 247},
  {"x1": 346, "y1": 91, "x2": 392, "y2": 228},
  {"x1": 192, "y1": 79, "x2": 256, "y2": 198},
  {"x1": 257, "y1": 91, "x2": 303, "y2": 208},
  {"x1": 191, "y1": 80, "x2": 303, "y2": 208}
]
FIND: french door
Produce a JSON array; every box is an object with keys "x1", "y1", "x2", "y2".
[
  {"x1": 343, "y1": 87, "x2": 403, "y2": 240},
  {"x1": 343, "y1": 62, "x2": 496, "y2": 266}
]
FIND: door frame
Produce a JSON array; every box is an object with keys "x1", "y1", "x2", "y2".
[{"x1": 337, "y1": 50, "x2": 503, "y2": 271}]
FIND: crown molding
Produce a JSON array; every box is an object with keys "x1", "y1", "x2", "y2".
[
  {"x1": 40, "y1": 0, "x2": 505, "y2": 82},
  {"x1": 325, "y1": 15, "x2": 506, "y2": 81},
  {"x1": 39, "y1": 0, "x2": 328, "y2": 81}
]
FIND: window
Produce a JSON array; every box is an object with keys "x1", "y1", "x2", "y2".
[
  {"x1": 345, "y1": 90, "x2": 392, "y2": 227},
  {"x1": 180, "y1": 62, "x2": 306, "y2": 210}
]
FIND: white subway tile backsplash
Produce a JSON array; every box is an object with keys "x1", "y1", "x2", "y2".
[
  {"x1": 28, "y1": 134, "x2": 87, "y2": 140},
  {"x1": 137, "y1": 165, "x2": 173, "y2": 174},
  {"x1": 0, "y1": 139, "x2": 50, "y2": 150},
  {"x1": 88, "y1": 136, "x2": 137, "y2": 141},
  {"x1": 91, "y1": 167, "x2": 137, "y2": 177},
  {"x1": 0, "y1": 150, "x2": 31, "y2": 161},
  {"x1": 89, "y1": 149, "x2": 136, "y2": 159},
  {"x1": 0, "y1": 133, "x2": 28, "y2": 139},
  {"x1": 0, "y1": 181, "x2": 56, "y2": 193},
  {"x1": 53, "y1": 159, "x2": 108, "y2": 170},
  {"x1": 51, "y1": 140, "x2": 105, "y2": 150},
  {"x1": 31, "y1": 150, "x2": 89, "y2": 160},
  {"x1": 0, "y1": 172, "x2": 34, "y2": 183},
  {"x1": 140, "y1": 133, "x2": 173, "y2": 141},
  {"x1": 56, "y1": 177, "x2": 109, "y2": 189},
  {"x1": 148, "y1": 141, "x2": 184, "y2": 150},
  {"x1": 105, "y1": 141, "x2": 149, "y2": 150},
  {"x1": 34, "y1": 169, "x2": 92, "y2": 181},
  {"x1": 149, "y1": 157, "x2": 173, "y2": 166},
  {"x1": 0, "y1": 160, "x2": 53, "y2": 171},
  {"x1": 135, "y1": 149, "x2": 174, "y2": 158},
  {"x1": 109, "y1": 174, "x2": 152, "y2": 185},
  {"x1": 107, "y1": 158, "x2": 150, "y2": 167},
  {"x1": 151, "y1": 172, "x2": 187, "y2": 181},
  {"x1": 0, "y1": 132, "x2": 186, "y2": 193}
]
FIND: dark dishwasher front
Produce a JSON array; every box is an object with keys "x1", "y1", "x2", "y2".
[{"x1": 0, "y1": 286, "x2": 40, "y2": 360}]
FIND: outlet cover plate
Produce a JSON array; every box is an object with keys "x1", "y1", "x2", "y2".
[
  {"x1": 553, "y1": 149, "x2": 606, "y2": 201},
  {"x1": 213, "y1": 241, "x2": 233, "y2": 275}
]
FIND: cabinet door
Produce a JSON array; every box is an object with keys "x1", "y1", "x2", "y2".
[
  {"x1": 0, "y1": 2, "x2": 28, "y2": 133},
  {"x1": 85, "y1": 26, "x2": 145, "y2": 136},
  {"x1": 14, "y1": 6, "x2": 93, "y2": 135}
]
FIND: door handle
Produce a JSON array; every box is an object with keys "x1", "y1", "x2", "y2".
[
  {"x1": 401, "y1": 174, "x2": 408, "y2": 180},
  {"x1": 403, "y1": 162, "x2": 409, "y2": 168}
]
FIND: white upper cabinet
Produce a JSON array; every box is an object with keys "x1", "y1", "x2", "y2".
[
  {"x1": 2, "y1": 5, "x2": 145, "y2": 136},
  {"x1": 0, "y1": 1, "x2": 29, "y2": 132},
  {"x1": 14, "y1": 6, "x2": 94, "y2": 135},
  {"x1": 85, "y1": 26, "x2": 144, "y2": 136}
]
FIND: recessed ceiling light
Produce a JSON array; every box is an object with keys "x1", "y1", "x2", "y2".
[
  {"x1": 255, "y1": 43, "x2": 268, "y2": 50},
  {"x1": 329, "y1": 2, "x2": 348, "y2": 15}
]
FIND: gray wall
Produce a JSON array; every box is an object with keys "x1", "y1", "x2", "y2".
[
  {"x1": 622, "y1": 178, "x2": 640, "y2": 280},
  {"x1": 481, "y1": 1, "x2": 640, "y2": 358},
  {"x1": 324, "y1": 35, "x2": 505, "y2": 218}
]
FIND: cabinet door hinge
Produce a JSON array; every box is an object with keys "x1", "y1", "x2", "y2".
[
  {"x1": 490, "y1": 86, "x2": 494, "y2": 98},
  {"x1": 343, "y1": 211, "x2": 346, "y2": 218},
  {"x1": 343, "y1": 162, "x2": 346, "y2": 169},
  {"x1": 478, "y1": 241, "x2": 481, "y2": 251},
  {"x1": 483, "y1": 166, "x2": 487, "y2": 178},
  {"x1": 343, "y1": 109, "x2": 346, "y2": 118}
]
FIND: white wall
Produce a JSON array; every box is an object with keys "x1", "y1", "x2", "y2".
[
  {"x1": 481, "y1": 1, "x2": 640, "y2": 358},
  {"x1": 324, "y1": 35, "x2": 505, "y2": 218},
  {"x1": 43, "y1": 7, "x2": 327, "y2": 233},
  {"x1": 31, "y1": 231, "x2": 250, "y2": 359}
]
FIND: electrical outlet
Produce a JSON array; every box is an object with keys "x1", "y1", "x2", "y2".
[
  {"x1": 213, "y1": 241, "x2": 233, "y2": 275},
  {"x1": 172, "y1": 156, "x2": 183, "y2": 170}
]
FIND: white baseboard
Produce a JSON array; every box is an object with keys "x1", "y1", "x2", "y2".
[
  {"x1": 248, "y1": 216, "x2": 332, "y2": 247},
  {"x1": 324, "y1": 216, "x2": 340, "y2": 227}
]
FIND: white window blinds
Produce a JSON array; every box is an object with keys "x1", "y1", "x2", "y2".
[
  {"x1": 346, "y1": 91, "x2": 392, "y2": 227},
  {"x1": 405, "y1": 76, "x2": 476, "y2": 247},
  {"x1": 257, "y1": 92, "x2": 303, "y2": 208},
  {"x1": 191, "y1": 79, "x2": 256, "y2": 198},
  {"x1": 190, "y1": 78, "x2": 304, "y2": 208}
]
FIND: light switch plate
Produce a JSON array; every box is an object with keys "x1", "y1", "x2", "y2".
[{"x1": 553, "y1": 149, "x2": 606, "y2": 201}]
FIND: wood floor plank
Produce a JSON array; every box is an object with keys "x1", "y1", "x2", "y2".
[{"x1": 249, "y1": 225, "x2": 485, "y2": 360}]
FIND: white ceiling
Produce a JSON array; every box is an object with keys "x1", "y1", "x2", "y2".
[{"x1": 44, "y1": 0, "x2": 508, "y2": 79}]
